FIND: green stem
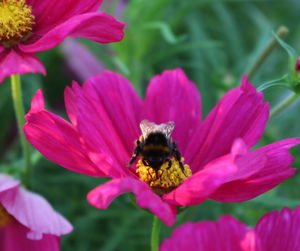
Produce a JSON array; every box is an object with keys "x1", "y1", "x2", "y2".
[
  {"x1": 270, "y1": 92, "x2": 300, "y2": 119},
  {"x1": 10, "y1": 75, "x2": 31, "y2": 185},
  {"x1": 151, "y1": 216, "x2": 161, "y2": 251},
  {"x1": 247, "y1": 26, "x2": 289, "y2": 79}
]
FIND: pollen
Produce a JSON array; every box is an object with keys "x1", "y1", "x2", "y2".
[
  {"x1": 136, "y1": 158, "x2": 192, "y2": 195},
  {"x1": 0, "y1": 203, "x2": 12, "y2": 227},
  {"x1": 0, "y1": 0, "x2": 34, "y2": 44}
]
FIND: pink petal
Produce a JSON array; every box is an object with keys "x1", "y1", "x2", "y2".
[
  {"x1": 0, "y1": 45, "x2": 4, "y2": 53},
  {"x1": 64, "y1": 72, "x2": 142, "y2": 174},
  {"x1": 21, "y1": 12, "x2": 125, "y2": 53},
  {"x1": 27, "y1": 0, "x2": 103, "y2": 34},
  {"x1": 87, "y1": 178, "x2": 177, "y2": 226},
  {"x1": 0, "y1": 184, "x2": 72, "y2": 238},
  {"x1": 186, "y1": 75, "x2": 269, "y2": 172},
  {"x1": 0, "y1": 48, "x2": 45, "y2": 83},
  {"x1": 60, "y1": 38, "x2": 105, "y2": 82},
  {"x1": 164, "y1": 140, "x2": 266, "y2": 206},
  {"x1": 143, "y1": 69, "x2": 201, "y2": 151},
  {"x1": 160, "y1": 216, "x2": 255, "y2": 251},
  {"x1": 211, "y1": 138, "x2": 299, "y2": 202},
  {"x1": 0, "y1": 220, "x2": 60, "y2": 251},
  {"x1": 0, "y1": 175, "x2": 20, "y2": 192},
  {"x1": 24, "y1": 90, "x2": 107, "y2": 177},
  {"x1": 255, "y1": 207, "x2": 300, "y2": 251}
]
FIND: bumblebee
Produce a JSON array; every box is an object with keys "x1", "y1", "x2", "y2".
[{"x1": 128, "y1": 120, "x2": 184, "y2": 171}]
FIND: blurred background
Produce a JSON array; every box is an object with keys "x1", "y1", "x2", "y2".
[{"x1": 1, "y1": 0, "x2": 300, "y2": 250}]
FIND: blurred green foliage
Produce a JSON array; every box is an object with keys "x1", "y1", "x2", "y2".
[{"x1": 1, "y1": 0, "x2": 300, "y2": 250}]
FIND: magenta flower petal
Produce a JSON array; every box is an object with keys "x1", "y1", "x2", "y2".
[
  {"x1": 0, "y1": 175, "x2": 72, "y2": 239},
  {"x1": 211, "y1": 138, "x2": 299, "y2": 202},
  {"x1": 0, "y1": 220, "x2": 60, "y2": 251},
  {"x1": 160, "y1": 216, "x2": 255, "y2": 251},
  {"x1": 87, "y1": 178, "x2": 177, "y2": 226},
  {"x1": 164, "y1": 139, "x2": 266, "y2": 206},
  {"x1": 20, "y1": 12, "x2": 125, "y2": 53},
  {"x1": 64, "y1": 72, "x2": 142, "y2": 172},
  {"x1": 0, "y1": 49, "x2": 45, "y2": 83},
  {"x1": 24, "y1": 90, "x2": 107, "y2": 177},
  {"x1": 161, "y1": 207, "x2": 300, "y2": 251},
  {"x1": 143, "y1": 69, "x2": 201, "y2": 151},
  {"x1": 27, "y1": 0, "x2": 103, "y2": 34},
  {"x1": 186, "y1": 75, "x2": 269, "y2": 172},
  {"x1": 255, "y1": 207, "x2": 300, "y2": 251}
]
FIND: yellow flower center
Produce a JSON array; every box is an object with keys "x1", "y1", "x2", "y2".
[
  {"x1": 0, "y1": 203, "x2": 12, "y2": 227},
  {"x1": 136, "y1": 158, "x2": 192, "y2": 195},
  {"x1": 0, "y1": 0, "x2": 34, "y2": 45}
]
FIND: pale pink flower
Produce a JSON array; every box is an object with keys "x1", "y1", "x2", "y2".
[
  {"x1": 0, "y1": 174, "x2": 72, "y2": 251},
  {"x1": 160, "y1": 207, "x2": 300, "y2": 251},
  {"x1": 24, "y1": 69, "x2": 299, "y2": 226},
  {"x1": 0, "y1": 0, "x2": 125, "y2": 83}
]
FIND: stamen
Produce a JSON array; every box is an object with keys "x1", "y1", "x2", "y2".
[
  {"x1": 0, "y1": 204, "x2": 12, "y2": 227},
  {"x1": 136, "y1": 158, "x2": 192, "y2": 195},
  {"x1": 0, "y1": 0, "x2": 35, "y2": 44}
]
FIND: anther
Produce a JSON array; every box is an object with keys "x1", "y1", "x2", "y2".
[{"x1": 136, "y1": 157, "x2": 192, "y2": 195}]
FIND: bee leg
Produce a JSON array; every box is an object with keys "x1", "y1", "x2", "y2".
[
  {"x1": 172, "y1": 142, "x2": 185, "y2": 172},
  {"x1": 142, "y1": 159, "x2": 149, "y2": 166},
  {"x1": 128, "y1": 140, "x2": 142, "y2": 167}
]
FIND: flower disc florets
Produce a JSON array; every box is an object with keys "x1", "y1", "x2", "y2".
[
  {"x1": 136, "y1": 158, "x2": 192, "y2": 195},
  {"x1": 0, "y1": 0, "x2": 34, "y2": 45}
]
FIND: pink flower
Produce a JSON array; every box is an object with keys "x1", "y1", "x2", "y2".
[
  {"x1": 0, "y1": 0, "x2": 125, "y2": 83},
  {"x1": 60, "y1": 38, "x2": 105, "y2": 83},
  {"x1": 160, "y1": 206, "x2": 300, "y2": 251},
  {"x1": 0, "y1": 174, "x2": 72, "y2": 251},
  {"x1": 24, "y1": 69, "x2": 299, "y2": 226}
]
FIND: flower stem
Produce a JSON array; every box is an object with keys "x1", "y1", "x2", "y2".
[
  {"x1": 270, "y1": 92, "x2": 300, "y2": 119},
  {"x1": 246, "y1": 26, "x2": 289, "y2": 79},
  {"x1": 10, "y1": 75, "x2": 31, "y2": 185},
  {"x1": 151, "y1": 216, "x2": 161, "y2": 251}
]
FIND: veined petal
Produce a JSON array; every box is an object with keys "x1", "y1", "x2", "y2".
[
  {"x1": 211, "y1": 138, "x2": 299, "y2": 202},
  {"x1": 0, "y1": 49, "x2": 45, "y2": 84},
  {"x1": 0, "y1": 220, "x2": 60, "y2": 251},
  {"x1": 24, "y1": 90, "x2": 107, "y2": 177},
  {"x1": 143, "y1": 69, "x2": 201, "y2": 152},
  {"x1": 160, "y1": 216, "x2": 256, "y2": 251},
  {"x1": 21, "y1": 12, "x2": 125, "y2": 53},
  {"x1": 64, "y1": 72, "x2": 142, "y2": 174},
  {"x1": 186, "y1": 75, "x2": 269, "y2": 172},
  {"x1": 87, "y1": 178, "x2": 177, "y2": 226},
  {"x1": 164, "y1": 140, "x2": 266, "y2": 206},
  {"x1": 255, "y1": 207, "x2": 300, "y2": 251},
  {"x1": 0, "y1": 184, "x2": 72, "y2": 238},
  {"x1": 27, "y1": 0, "x2": 103, "y2": 34}
]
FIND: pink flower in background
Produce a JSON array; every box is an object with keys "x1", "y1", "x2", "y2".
[
  {"x1": 24, "y1": 69, "x2": 299, "y2": 226},
  {"x1": 160, "y1": 207, "x2": 300, "y2": 251},
  {"x1": 0, "y1": 0, "x2": 125, "y2": 83},
  {"x1": 0, "y1": 174, "x2": 72, "y2": 251},
  {"x1": 60, "y1": 38, "x2": 105, "y2": 83}
]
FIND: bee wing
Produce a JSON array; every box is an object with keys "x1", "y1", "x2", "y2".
[
  {"x1": 140, "y1": 120, "x2": 175, "y2": 139},
  {"x1": 160, "y1": 121, "x2": 175, "y2": 138}
]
